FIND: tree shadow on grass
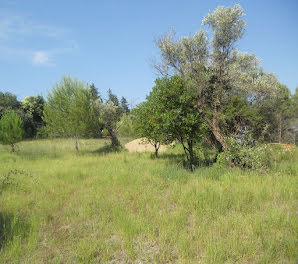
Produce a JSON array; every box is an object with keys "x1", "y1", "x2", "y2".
[
  {"x1": 158, "y1": 153, "x2": 215, "y2": 170},
  {"x1": 90, "y1": 144, "x2": 123, "y2": 156},
  {"x1": 157, "y1": 153, "x2": 185, "y2": 164},
  {"x1": 16, "y1": 149, "x2": 63, "y2": 160},
  {"x1": 0, "y1": 212, "x2": 30, "y2": 252}
]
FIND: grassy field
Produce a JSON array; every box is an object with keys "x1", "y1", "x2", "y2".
[{"x1": 0, "y1": 139, "x2": 297, "y2": 263}]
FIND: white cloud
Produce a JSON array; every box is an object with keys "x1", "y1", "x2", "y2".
[
  {"x1": 32, "y1": 51, "x2": 54, "y2": 66},
  {"x1": 0, "y1": 11, "x2": 67, "y2": 41},
  {"x1": 0, "y1": 9, "x2": 77, "y2": 67}
]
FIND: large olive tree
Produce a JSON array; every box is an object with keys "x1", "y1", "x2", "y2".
[{"x1": 155, "y1": 4, "x2": 279, "y2": 151}]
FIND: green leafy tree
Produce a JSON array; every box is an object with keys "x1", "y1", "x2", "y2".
[
  {"x1": 43, "y1": 76, "x2": 95, "y2": 151},
  {"x1": 150, "y1": 76, "x2": 206, "y2": 169},
  {"x1": 0, "y1": 110, "x2": 24, "y2": 152},
  {"x1": 0, "y1": 92, "x2": 34, "y2": 139},
  {"x1": 134, "y1": 75, "x2": 206, "y2": 167},
  {"x1": 21, "y1": 95, "x2": 44, "y2": 123},
  {"x1": 0, "y1": 92, "x2": 47, "y2": 138},
  {"x1": 21, "y1": 95, "x2": 45, "y2": 137},
  {"x1": 133, "y1": 100, "x2": 165, "y2": 158}
]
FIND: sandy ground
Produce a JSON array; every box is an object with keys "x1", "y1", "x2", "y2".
[{"x1": 125, "y1": 138, "x2": 168, "y2": 153}]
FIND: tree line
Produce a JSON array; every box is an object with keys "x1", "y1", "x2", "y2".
[
  {"x1": 0, "y1": 81, "x2": 132, "y2": 152},
  {"x1": 0, "y1": 4, "x2": 297, "y2": 170},
  {"x1": 133, "y1": 4, "x2": 297, "y2": 170}
]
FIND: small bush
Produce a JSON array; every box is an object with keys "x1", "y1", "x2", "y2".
[{"x1": 217, "y1": 136, "x2": 274, "y2": 171}]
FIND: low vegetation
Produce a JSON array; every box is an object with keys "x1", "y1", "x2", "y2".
[{"x1": 0, "y1": 139, "x2": 297, "y2": 263}]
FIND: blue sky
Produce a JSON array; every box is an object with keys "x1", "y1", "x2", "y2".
[{"x1": 0, "y1": 0, "x2": 297, "y2": 105}]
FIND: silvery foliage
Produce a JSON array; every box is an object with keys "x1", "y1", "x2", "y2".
[
  {"x1": 202, "y1": 4, "x2": 246, "y2": 63},
  {"x1": 228, "y1": 51, "x2": 280, "y2": 102},
  {"x1": 155, "y1": 4, "x2": 279, "y2": 100},
  {"x1": 95, "y1": 101, "x2": 119, "y2": 129}
]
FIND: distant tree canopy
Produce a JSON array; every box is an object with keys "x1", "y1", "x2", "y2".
[
  {"x1": 120, "y1": 96, "x2": 130, "y2": 114},
  {"x1": 89, "y1": 83, "x2": 102, "y2": 102},
  {"x1": 107, "y1": 88, "x2": 119, "y2": 106},
  {"x1": 21, "y1": 95, "x2": 44, "y2": 123},
  {"x1": 0, "y1": 91, "x2": 45, "y2": 138},
  {"x1": 21, "y1": 95, "x2": 45, "y2": 137},
  {"x1": 43, "y1": 76, "x2": 95, "y2": 151},
  {"x1": 0, "y1": 92, "x2": 20, "y2": 116}
]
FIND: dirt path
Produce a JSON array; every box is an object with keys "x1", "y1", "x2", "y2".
[{"x1": 125, "y1": 138, "x2": 168, "y2": 153}]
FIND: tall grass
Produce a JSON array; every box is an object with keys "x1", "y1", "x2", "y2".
[{"x1": 0, "y1": 139, "x2": 297, "y2": 263}]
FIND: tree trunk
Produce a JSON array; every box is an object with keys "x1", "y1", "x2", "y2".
[
  {"x1": 211, "y1": 124, "x2": 228, "y2": 151},
  {"x1": 181, "y1": 138, "x2": 195, "y2": 172},
  {"x1": 75, "y1": 137, "x2": 79, "y2": 151},
  {"x1": 180, "y1": 138, "x2": 190, "y2": 161},
  {"x1": 211, "y1": 80, "x2": 227, "y2": 151},
  {"x1": 11, "y1": 144, "x2": 15, "y2": 153},
  {"x1": 194, "y1": 103, "x2": 228, "y2": 151},
  {"x1": 278, "y1": 116, "x2": 282, "y2": 143},
  {"x1": 154, "y1": 143, "x2": 159, "y2": 158},
  {"x1": 187, "y1": 139, "x2": 194, "y2": 172},
  {"x1": 108, "y1": 128, "x2": 120, "y2": 147}
]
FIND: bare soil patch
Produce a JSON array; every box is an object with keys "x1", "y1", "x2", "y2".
[{"x1": 125, "y1": 138, "x2": 168, "y2": 153}]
